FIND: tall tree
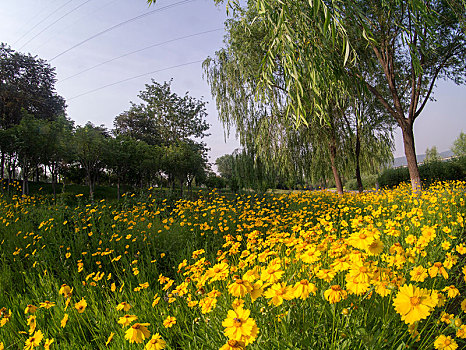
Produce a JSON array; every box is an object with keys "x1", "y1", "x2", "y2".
[
  {"x1": 451, "y1": 131, "x2": 466, "y2": 157},
  {"x1": 73, "y1": 123, "x2": 108, "y2": 200},
  {"x1": 114, "y1": 80, "x2": 210, "y2": 146},
  {"x1": 204, "y1": 0, "x2": 466, "y2": 193},
  {"x1": 0, "y1": 43, "x2": 66, "y2": 179}
]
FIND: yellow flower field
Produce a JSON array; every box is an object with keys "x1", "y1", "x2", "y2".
[{"x1": 0, "y1": 181, "x2": 465, "y2": 349}]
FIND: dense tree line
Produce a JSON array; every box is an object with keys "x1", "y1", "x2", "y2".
[{"x1": 0, "y1": 44, "x2": 211, "y2": 199}]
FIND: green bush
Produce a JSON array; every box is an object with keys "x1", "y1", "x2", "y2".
[
  {"x1": 378, "y1": 157, "x2": 466, "y2": 188},
  {"x1": 345, "y1": 174, "x2": 379, "y2": 191}
]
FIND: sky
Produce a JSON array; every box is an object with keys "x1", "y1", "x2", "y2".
[{"x1": 1, "y1": 0, "x2": 465, "y2": 167}]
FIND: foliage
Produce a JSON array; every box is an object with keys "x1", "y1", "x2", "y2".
[
  {"x1": 424, "y1": 146, "x2": 442, "y2": 164},
  {"x1": 0, "y1": 43, "x2": 65, "y2": 129},
  {"x1": 114, "y1": 80, "x2": 209, "y2": 146},
  {"x1": 452, "y1": 131, "x2": 466, "y2": 157},
  {"x1": 379, "y1": 159, "x2": 466, "y2": 188},
  {"x1": 0, "y1": 182, "x2": 465, "y2": 349}
]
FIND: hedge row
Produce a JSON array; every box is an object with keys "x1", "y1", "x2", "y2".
[{"x1": 378, "y1": 157, "x2": 466, "y2": 188}]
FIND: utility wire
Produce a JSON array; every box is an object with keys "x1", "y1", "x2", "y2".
[
  {"x1": 31, "y1": 0, "x2": 121, "y2": 53},
  {"x1": 59, "y1": 28, "x2": 222, "y2": 83},
  {"x1": 18, "y1": 0, "x2": 94, "y2": 51},
  {"x1": 13, "y1": 0, "x2": 73, "y2": 46},
  {"x1": 68, "y1": 59, "x2": 203, "y2": 100},
  {"x1": 49, "y1": 0, "x2": 196, "y2": 62}
]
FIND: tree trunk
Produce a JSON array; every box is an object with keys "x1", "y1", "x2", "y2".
[
  {"x1": 401, "y1": 123, "x2": 421, "y2": 193},
  {"x1": 328, "y1": 139, "x2": 344, "y2": 195},
  {"x1": 117, "y1": 178, "x2": 121, "y2": 200},
  {"x1": 355, "y1": 125, "x2": 363, "y2": 193}
]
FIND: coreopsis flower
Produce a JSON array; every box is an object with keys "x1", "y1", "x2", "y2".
[
  {"x1": 299, "y1": 246, "x2": 321, "y2": 264},
  {"x1": 61, "y1": 314, "x2": 68, "y2": 328},
  {"x1": 58, "y1": 284, "x2": 72, "y2": 298},
  {"x1": 393, "y1": 284, "x2": 438, "y2": 324},
  {"x1": 293, "y1": 280, "x2": 317, "y2": 299},
  {"x1": 264, "y1": 282, "x2": 294, "y2": 306},
  {"x1": 152, "y1": 296, "x2": 161, "y2": 308},
  {"x1": 118, "y1": 314, "x2": 138, "y2": 327},
  {"x1": 39, "y1": 301, "x2": 55, "y2": 309},
  {"x1": 366, "y1": 239, "x2": 384, "y2": 255},
  {"x1": 24, "y1": 305, "x2": 37, "y2": 314},
  {"x1": 44, "y1": 338, "x2": 54, "y2": 350},
  {"x1": 316, "y1": 269, "x2": 336, "y2": 283},
  {"x1": 260, "y1": 260, "x2": 284, "y2": 283},
  {"x1": 228, "y1": 278, "x2": 252, "y2": 298},
  {"x1": 125, "y1": 323, "x2": 150, "y2": 344},
  {"x1": 0, "y1": 341, "x2": 3, "y2": 350},
  {"x1": 74, "y1": 298, "x2": 87, "y2": 313},
  {"x1": 0, "y1": 309, "x2": 11, "y2": 327},
  {"x1": 27, "y1": 315, "x2": 36, "y2": 334},
  {"x1": 324, "y1": 285, "x2": 348, "y2": 304},
  {"x1": 222, "y1": 307, "x2": 259, "y2": 345},
  {"x1": 145, "y1": 333, "x2": 166, "y2": 350},
  {"x1": 204, "y1": 262, "x2": 229, "y2": 282},
  {"x1": 116, "y1": 302, "x2": 131, "y2": 312},
  {"x1": 249, "y1": 281, "x2": 264, "y2": 302},
  {"x1": 442, "y1": 285, "x2": 460, "y2": 299},
  {"x1": 461, "y1": 299, "x2": 466, "y2": 312},
  {"x1": 220, "y1": 339, "x2": 246, "y2": 350},
  {"x1": 410, "y1": 266, "x2": 428, "y2": 282},
  {"x1": 162, "y1": 316, "x2": 176, "y2": 328},
  {"x1": 440, "y1": 312, "x2": 453, "y2": 324},
  {"x1": 433, "y1": 334, "x2": 458, "y2": 350},
  {"x1": 457, "y1": 325, "x2": 466, "y2": 339},
  {"x1": 24, "y1": 330, "x2": 43, "y2": 350},
  {"x1": 106, "y1": 332, "x2": 115, "y2": 346},
  {"x1": 345, "y1": 276, "x2": 370, "y2": 296},
  {"x1": 428, "y1": 262, "x2": 448, "y2": 279},
  {"x1": 199, "y1": 297, "x2": 217, "y2": 314}
]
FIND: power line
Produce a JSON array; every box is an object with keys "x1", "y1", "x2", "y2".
[
  {"x1": 13, "y1": 0, "x2": 73, "y2": 46},
  {"x1": 30, "y1": 0, "x2": 121, "y2": 53},
  {"x1": 18, "y1": 0, "x2": 94, "y2": 51},
  {"x1": 49, "y1": 0, "x2": 196, "y2": 62},
  {"x1": 68, "y1": 59, "x2": 204, "y2": 100},
  {"x1": 59, "y1": 28, "x2": 222, "y2": 83}
]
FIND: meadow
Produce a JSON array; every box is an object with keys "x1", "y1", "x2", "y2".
[{"x1": 0, "y1": 181, "x2": 465, "y2": 349}]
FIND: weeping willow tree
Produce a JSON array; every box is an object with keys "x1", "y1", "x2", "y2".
[{"x1": 203, "y1": 3, "x2": 394, "y2": 193}]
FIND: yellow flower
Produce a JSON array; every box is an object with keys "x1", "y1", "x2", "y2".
[
  {"x1": 220, "y1": 339, "x2": 246, "y2": 350},
  {"x1": 0, "y1": 309, "x2": 11, "y2": 327},
  {"x1": 324, "y1": 285, "x2": 348, "y2": 304},
  {"x1": 249, "y1": 281, "x2": 264, "y2": 302},
  {"x1": 0, "y1": 341, "x2": 3, "y2": 350},
  {"x1": 199, "y1": 297, "x2": 217, "y2": 314},
  {"x1": 410, "y1": 266, "x2": 428, "y2": 282},
  {"x1": 145, "y1": 333, "x2": 166, "y2": 350},
  {"x1": 228, "y1": 278, "x2": 252, "y2": 298},
  {"x1": 27, "y1": 315, "x2": 36, "y2": 334},
  {"x1": 163, "y1": 316, "x2": 176, "y2": 328},
  {"x1": 74, "y1": 298, "x2": 87, "y2": 313},
  {"x1": 222, "y1": 307, "x2": 258, "y2": 345},
  {"x1": 457, "y1": 325, "x2": 466, "y2": 339},
  {"x1": 61, "y1": 314, "x2": 68, "y2": 328},
  {"x1": 434, "y1": 334, "x2": 458, "y2": 350},
  {"x1": 59, "y1": 284, "x2": 73, "y2": 298},
  {"x1": 24, "y1": 330, "x2": 43, "y2": 350},
  {"x1": 461, "y1": 299, "x2": 466, "y2": 312},
  {"x1": 264, "y1": 282, "x2": 294, "y2": 306},
  {"x1": 118, "y1": 314, "x2": 138, "y2": 327},
  {"x1": 39, "y1": 301, "x2": 55, "y2": 309},
  {"x1": 116, "y1": 302, "x2": 132, "y2": 312},
  {"x1": 125, "y1": 323, "x2": 151, "y2": 344},
  {"x1": 442, "y1": 285, "x2": 459, "y2": 299},
  {"x1": 24, "y1": 305, "x2": 37, "y2": 314},
  {"x1": 44, "y1": 338, "x2": 54, "y2": 350},
  {"x1": 428, "y1": 262, "x2": 448, "y2": 279},
  {"x1": 106, "y1": 332, "x2": 115, "y2": 346},
  {"x1": 393, "y1": 284, "x2": 438, "y2": 324},
  {"x1": 293, "y1": 280, "x2": 317, "y2": 299}
]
